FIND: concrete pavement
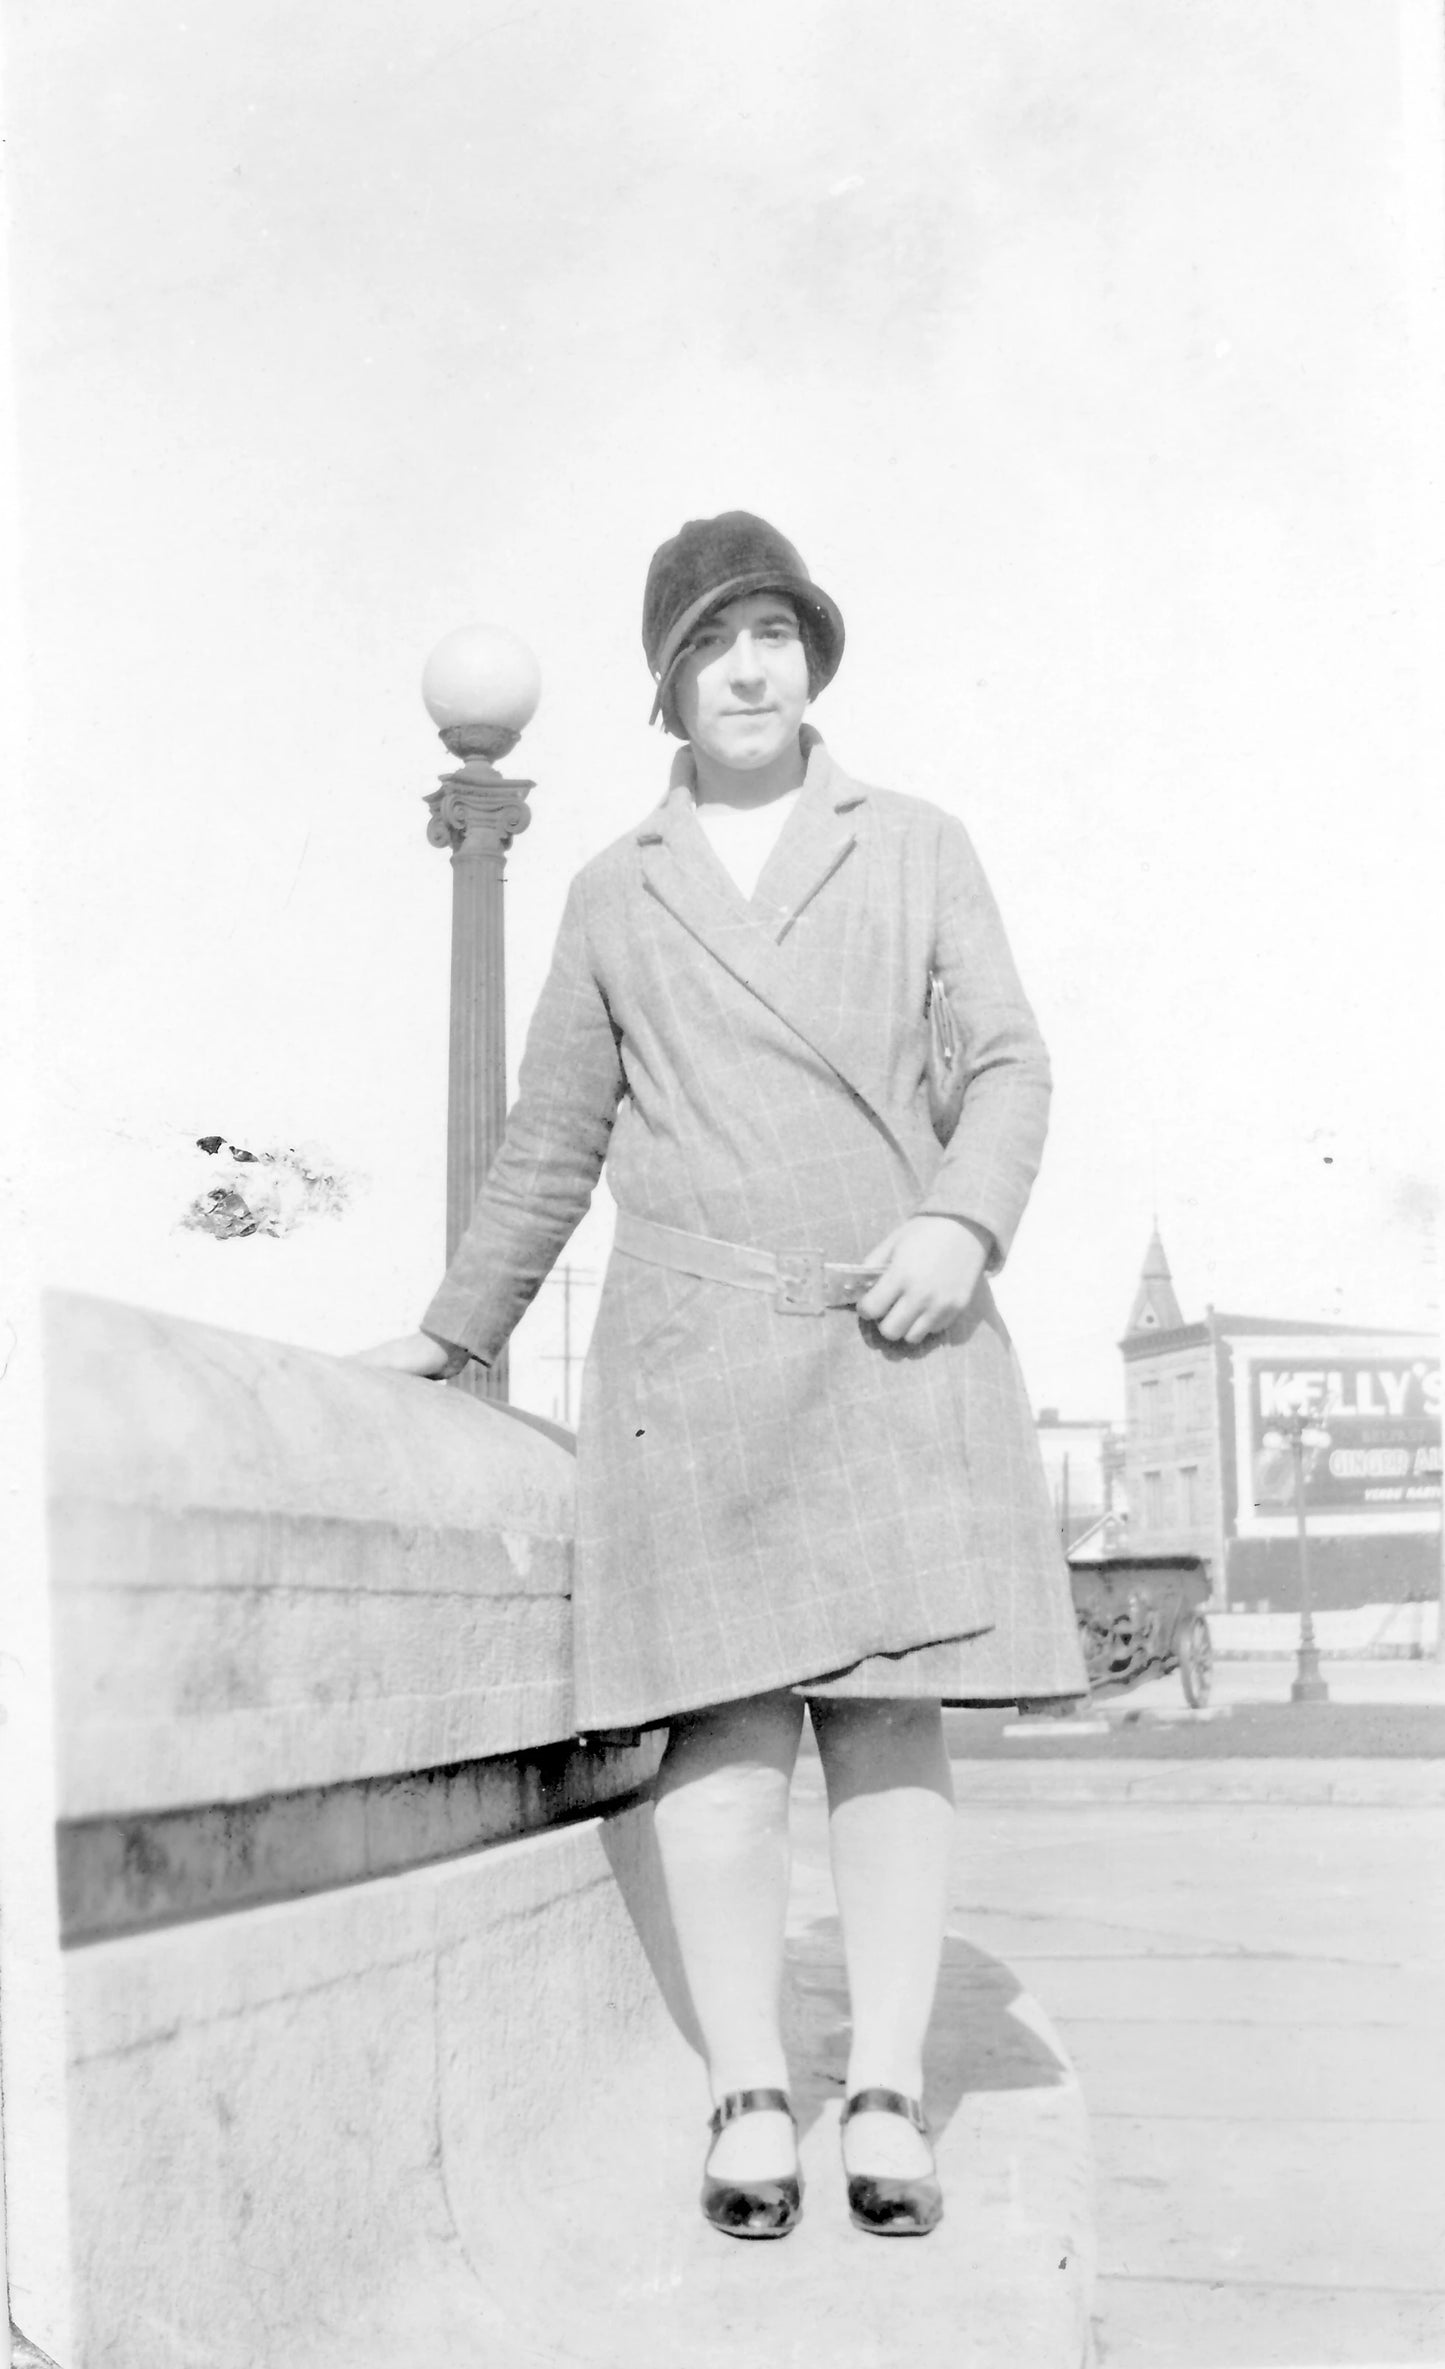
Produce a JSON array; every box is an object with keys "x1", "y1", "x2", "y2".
[
  {"x1": 1105, "y1": 1655, "x2": 1445, "y2": 1717},
  {"x1": 932, "y1": 1658, "x2": 1445, "y2": 1803},
  {"x1": 961, "y1": 1800, "x2": 1445, "y2": 2366},
  {"x1": 789, "y1": 1733, "x2": 1444, "y2": 2369},
  {"x1": 928, "y1": 1659, "x2": 1445, "y2": 2358}
]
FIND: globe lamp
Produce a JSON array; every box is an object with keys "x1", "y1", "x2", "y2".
[{"x1": 421, "y1": 625, "x2": 541, "y2": 759}]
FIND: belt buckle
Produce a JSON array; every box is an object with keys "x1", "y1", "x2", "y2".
[{"x1": 775, "y1": 1248, "x2": 827, "y2": 1315}]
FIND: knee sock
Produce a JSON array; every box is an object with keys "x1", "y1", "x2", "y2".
[
  {"x1": 651, "y1": 1692, "x2": 805, "y2": 2106},
  {"x1": 811, "y1": 1699, "x2": 955, "y2": 2118}
]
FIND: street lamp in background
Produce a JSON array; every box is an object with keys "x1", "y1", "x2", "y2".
[
  {"x1": 421, "y1": 624, "x2": 542, "y2": 1403},
  {"x1": 1262, "y1": 1410, "x2": 1333, "y2": 1704}
]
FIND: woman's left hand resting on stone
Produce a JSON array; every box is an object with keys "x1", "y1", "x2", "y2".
[
  {"x1": 350, "y1": 1331, "x2": 460, "y2": 1378},
  {"x1": 858, "y1": 1214, "x2": 993, "y2": 1347}
]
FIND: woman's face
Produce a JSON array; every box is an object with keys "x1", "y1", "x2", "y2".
[{"x1": 672, "y1": 592, "x2": 811, "y2": 770}]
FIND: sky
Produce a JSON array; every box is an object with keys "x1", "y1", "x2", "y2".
[{"x1": 5, "y1": 0, "x2": 1442, "y2": 1422}]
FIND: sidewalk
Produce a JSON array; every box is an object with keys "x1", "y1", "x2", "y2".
[
  {"x1": 955, "y1": 1798, "x2": 1445, "y2": 2368},
  {"x1": 1116, "y1": 1654, "x2": 1445, "y2": 1716},
  {"x1": 927, "y1": 1659, "x2": 1445, "y2": 1803},
  {"x1": 789, "y1": 1763, "x2": 1445, "y2": 2367}
]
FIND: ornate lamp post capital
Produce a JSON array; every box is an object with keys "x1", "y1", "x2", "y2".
[
  {"x1": 420, "y1": 623, "x2": 543, "y2": 1399},
  {"x1": 424, "y1": 768, "x2": 535, "y2": 856}
]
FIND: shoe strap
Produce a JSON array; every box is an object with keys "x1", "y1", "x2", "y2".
[
  {"x1": 708, "y1": 2087, "x2": 795, "y2": 2134},
  {"x1": 841, "y1": 2086, "x2": 930, "y2": 2134}
]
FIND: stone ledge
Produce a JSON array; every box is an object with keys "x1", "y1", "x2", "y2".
[
  {"x1": 55, "y1": 1605, "x2": 577, "y2": 1817},
  {"x1": 58, "y1": 1735, "x2": 662, "y2": 1945},
  {"x1": 44, "y1": 1292, "x2": 583, "y2": 1814},
  {"x1": 45, "y1": 1291, "x2": 576, "y2": 1538}
]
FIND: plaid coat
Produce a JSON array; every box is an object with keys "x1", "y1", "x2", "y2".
[{"x1": 423, "y1": 733, "x2": 1085, "y2": 1726}]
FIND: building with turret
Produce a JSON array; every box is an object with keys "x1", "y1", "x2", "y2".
[{"x1": 1119, "y1": 1234, "x2": 1440, "y2": 1610}]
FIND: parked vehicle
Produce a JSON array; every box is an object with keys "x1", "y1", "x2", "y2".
[{"x1": 1067, "y1": 1553, "x2": 1214, "y2": 1707}]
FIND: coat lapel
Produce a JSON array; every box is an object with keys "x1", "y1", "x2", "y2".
[
  {"x1": 753, "y1": 738, "x2": 863, "y2": 944},
  {"x1": 636, "y1": 734, "x2": 920, "y2": 1185}
]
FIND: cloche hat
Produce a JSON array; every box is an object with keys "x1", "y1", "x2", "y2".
[{"x1": 642, "y1": 510, "x2": 846, "y2": 729}]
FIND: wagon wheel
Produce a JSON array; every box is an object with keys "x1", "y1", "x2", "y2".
[{"x1": 1176, "y1": 1612, "x2": 1213, "y2": 1709}]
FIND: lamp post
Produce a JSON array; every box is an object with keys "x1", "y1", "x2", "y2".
[
  {"x1": 1262, "y1": 1411, "x2": 1332, "y2": 1704},
  {"x1": 421, "y1": 623, "x2": 541, "y2": 1403}
]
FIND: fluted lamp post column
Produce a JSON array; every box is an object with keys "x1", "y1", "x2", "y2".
[{"x1": 421, "y1": 624, "x2": 541, "y2": 1403}]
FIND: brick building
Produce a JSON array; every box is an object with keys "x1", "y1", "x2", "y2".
[{"x1": 1119, "y1": 1230, "x2": 1440, "y2": 1610}]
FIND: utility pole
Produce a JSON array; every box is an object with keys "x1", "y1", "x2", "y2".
[
  {"x1": 560, "y1": 1263, "x2": 575, "y2": 1428},
  {"x1": 540, "y1": 1265, "x2": 598, "y2": 1428}
]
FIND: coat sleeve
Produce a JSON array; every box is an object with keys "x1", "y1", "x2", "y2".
[
  {"x1": 420, "y1": 869, "x2": 625, "y2": 1365},
  {"x1": 914, "y1": 814, "x2": 1051, "y2": 1270}
]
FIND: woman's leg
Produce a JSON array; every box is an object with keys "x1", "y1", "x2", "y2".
[
  {"x1": 652, "y1": 1688, "x2": 808, "y2": 2179},
  {"x1": 809, "y1": 1695, "x2": 955, "y2": 2177}
]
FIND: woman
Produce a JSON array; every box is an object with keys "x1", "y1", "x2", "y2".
[{"x1": 362, "y1": 512, "x2": 1086, "y2": 2240}]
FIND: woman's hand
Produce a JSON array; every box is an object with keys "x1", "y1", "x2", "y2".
[
  {"x1": 349, "y1": 1331, "x2": 462, "y2": 1379},
  {"x1": 857, "y1": 1215, "x2": 993, "y2": 1346}
]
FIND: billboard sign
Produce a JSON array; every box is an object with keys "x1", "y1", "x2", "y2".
[{"x1": 1230, "y1": 1334, "x2": 1441, "y2": 1539}]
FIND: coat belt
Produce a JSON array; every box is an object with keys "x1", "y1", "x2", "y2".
[{"x1": 613, "y1": 1212, "x2": 881, "y2": 1317}]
